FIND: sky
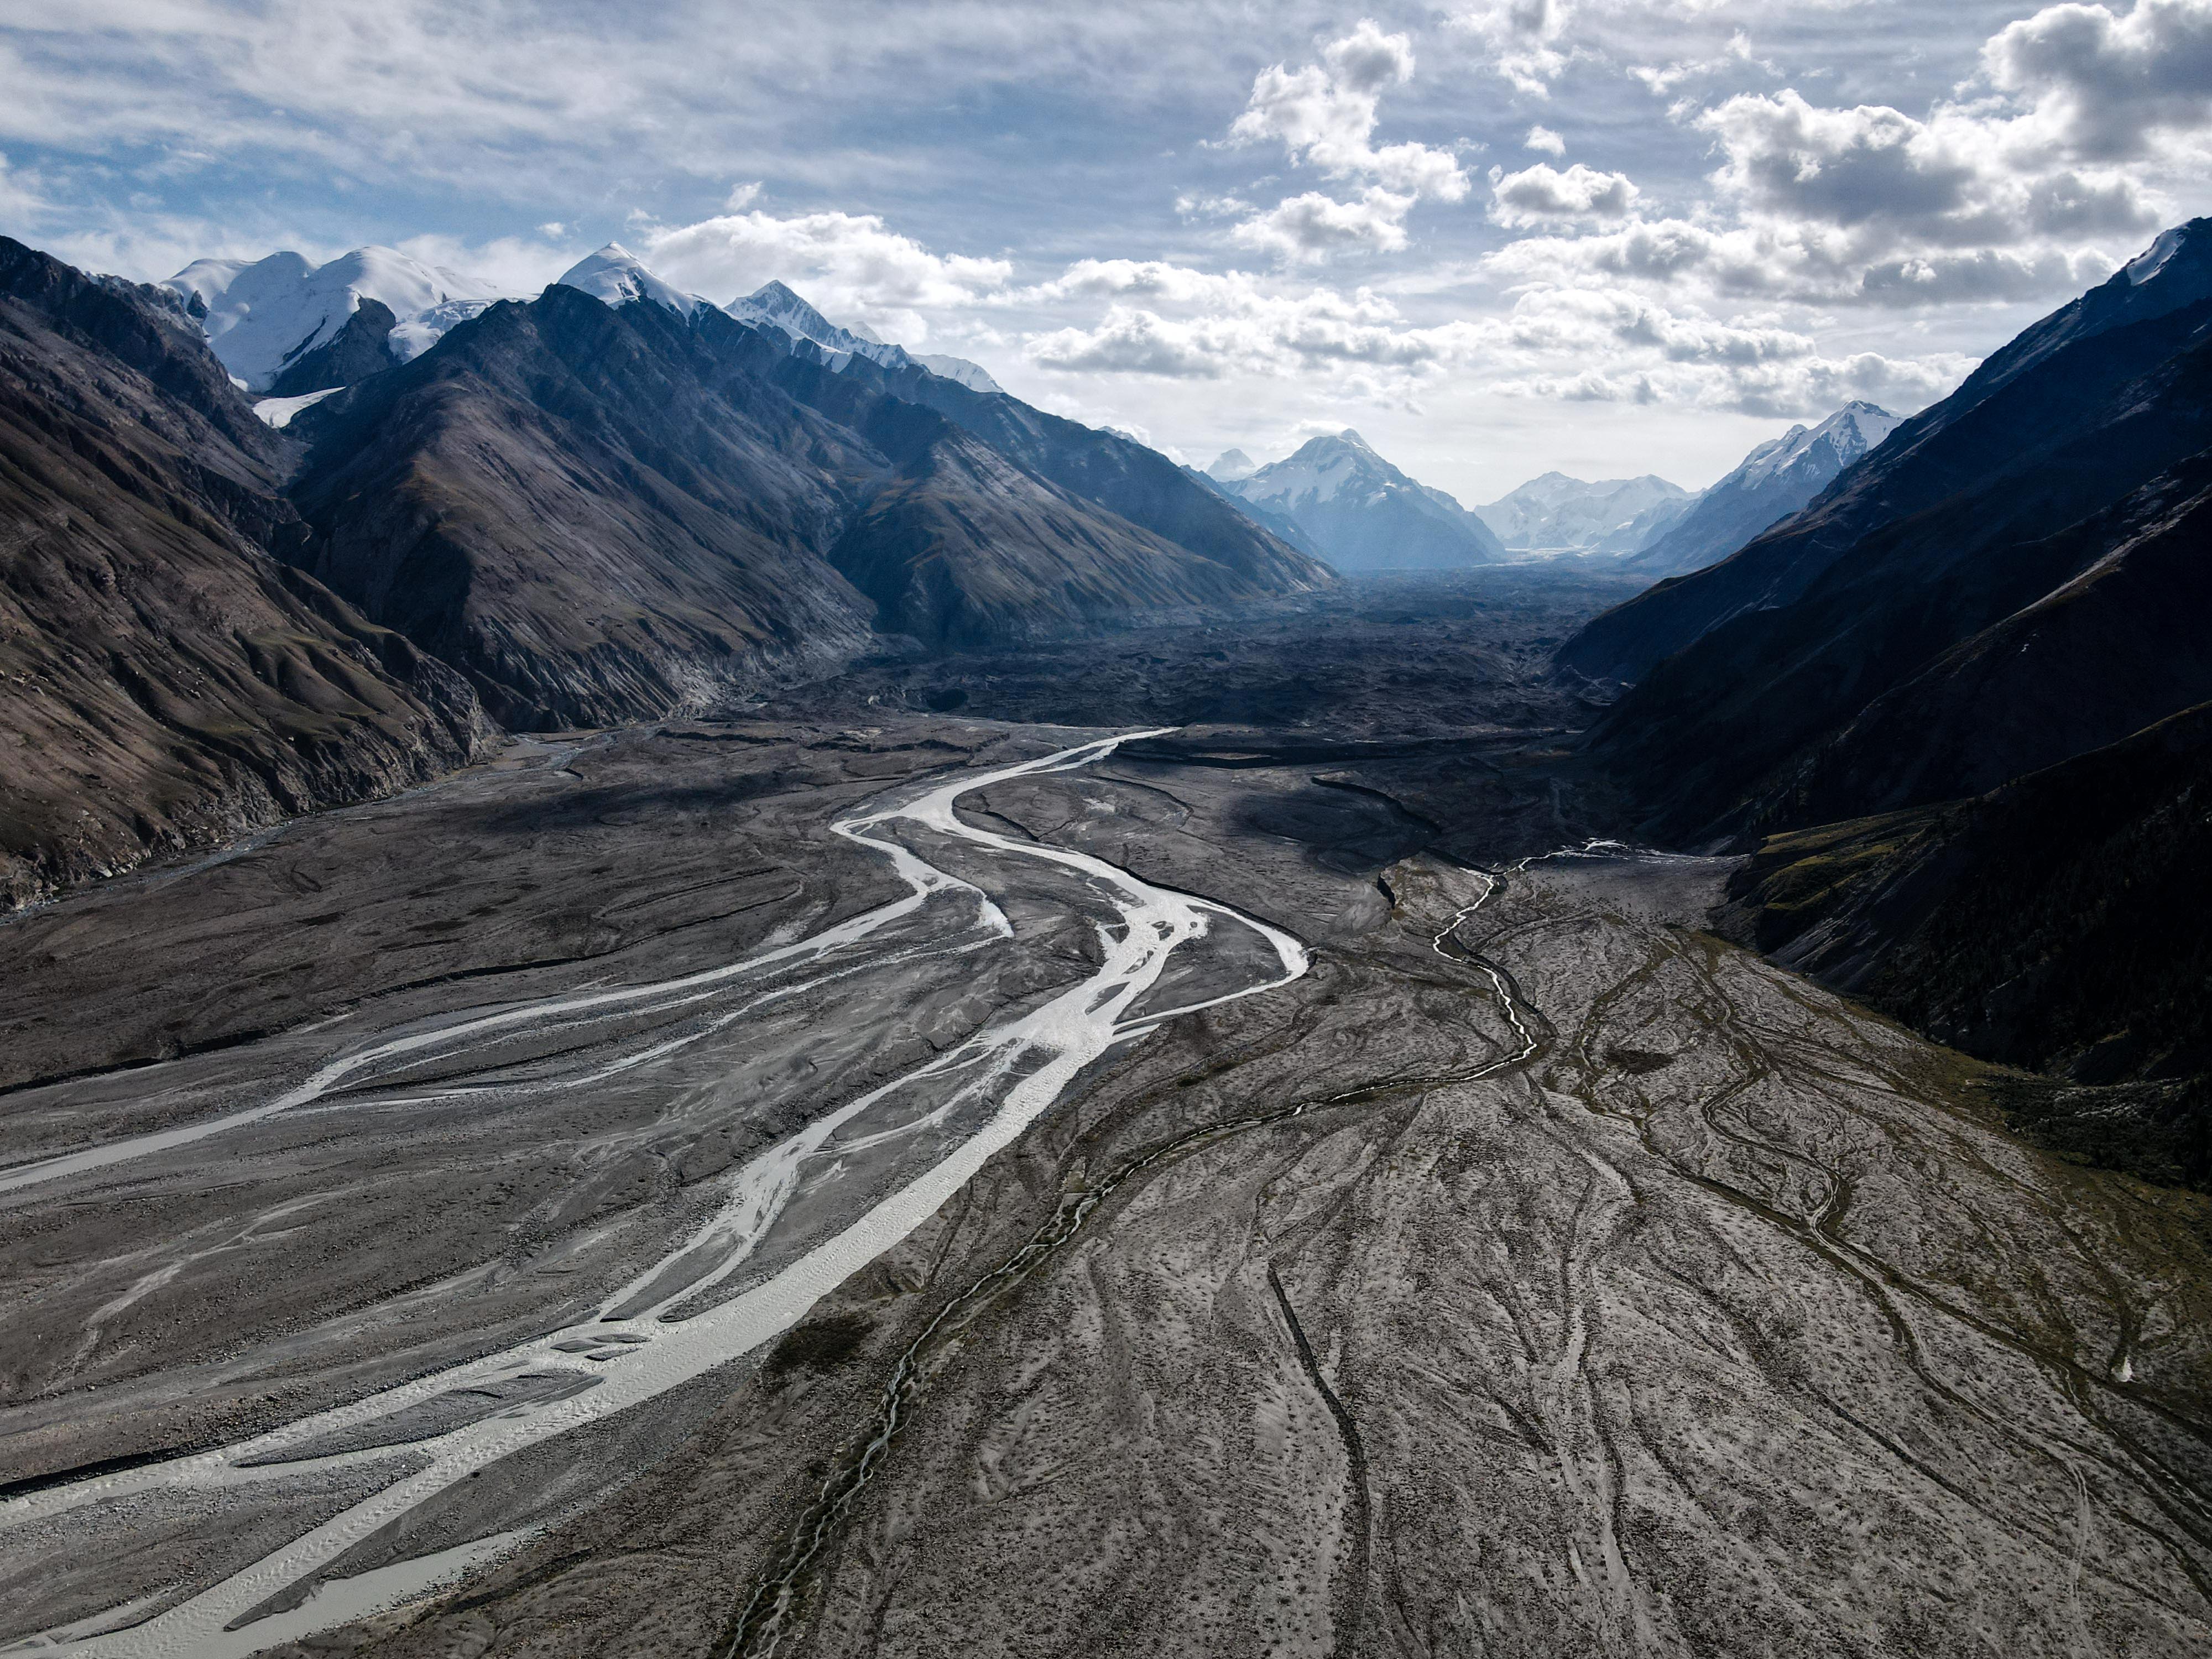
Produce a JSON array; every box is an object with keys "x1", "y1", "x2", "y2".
[{"x1": 2, "y1": 0, "x2": 2209, "y2": 500}]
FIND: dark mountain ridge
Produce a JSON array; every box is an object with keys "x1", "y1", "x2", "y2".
[
  {"x1": 0, "y1": 237, "x2": 485, "y2": 907},
  {"x1": 1563, "y1": 222, "x2": 2212, "y2": 839},
  {"x1": 0, "y1": 237, "x2": 1328, "y2": 899},
  {"x1": 1555, "y1": 218, "x2": 2212, "y2": 1176},
  {"x1": 286, "y1": 286, "x2": 1328, "y2": 725}
]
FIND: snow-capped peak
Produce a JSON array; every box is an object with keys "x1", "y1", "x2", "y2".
[
  {"x1": 163, "y1": 245, "x2": 511, "y2": 392},
  {"x1": 727, "y1": 279, "x2": 872, "y2": 353},
  {"x1": 1738, "y1": 402, "x2": 1899, "y2": 485},
  {"x1": 723, "y1": 278, "x2": 1004, "y2": 394},
  {"x1": 1235, "y1": 429, "x2": 1416, "y2": 509},
  {"x1": 556, "y1": 244, "x2": 707, "y2": 319},
  {"x1": 2125, "y1": 226, "x2": 2188, "y2": 286},
  {"x1": 1207, "y1": 448, "x2": 1258, "y2": 482}
]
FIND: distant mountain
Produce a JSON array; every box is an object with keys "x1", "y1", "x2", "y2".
[
  {"x1": 1474, "y1": 471, "x2": 1688, "y2": 551},
  {"x1": 1185, "y1": 466, "x2": 1327, "y2": 559},
  {"x1": 1207, "y1": 448, "x2": 1259, "y2": 482},
  {"x1": 1555, "y1": 217, "x2": 2212, "y2": 1146},
  {"x1": 726, "y1": 278, "x2": 1003, "y2": 394},
  {"x1": 163, "y1": 246, "x2": 510, "y2": 395},
  {"x1": 1217, "y1": 430, "x2": 1505, "y2": 571},
  {"x1": 0, "y1": 237, "x2": 483, "y2": 905},
  {"x1": 1590, "y1": 491, "x2": 1695, "y2": 554},
  {"x1": 1624, "y1": 403, "x2": 1900, "y2": 576}
]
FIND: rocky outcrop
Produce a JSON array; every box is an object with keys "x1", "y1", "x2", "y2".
[{"x1": 267, "y1": 296, "x2": 400, "y2": 397}]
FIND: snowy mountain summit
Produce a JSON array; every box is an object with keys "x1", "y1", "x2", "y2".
[
  {"x1": 1627, "y1": 401, "x2": 1901, "y2": 576},
  {"x1": 1474, "y1": 472, "x2": 1689, "y2": 551},
  {"x1": 164, "y1": 246, "x2": 510, "y2": 394},
  {"x1": 1218, "y1": 431, "x2": 1504, "y2": 572},
  {"x1": 1735, "y1": 401, "x2": 1901, "y2": 489},
  {"x1": 555, "y1": 244, "x2": 709, "y2": 318},
  {"x1": 726, "y1": 279, "x2": 1003, "y2": 393}
]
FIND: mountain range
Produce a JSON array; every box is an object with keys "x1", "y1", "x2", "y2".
[
  {"x1": 1208, "y1": 403, "x2": 1900, "y2": 578},
  {"x1": 0, "y1": 235, "x2": 1326, "y2": 902},
  {"x1": 1624, "y1": 401, "x2": 1901, "y2": 577},
  {"x1": 1558, "y1": 215, "x2": 2212, "y2": 1156},
  {"x1": 1473, "y1": 471, "x2": 1688, "y2": 551},
  {"x1": 1207, "y1": 430, "x2": 1505, "y2": 570}
]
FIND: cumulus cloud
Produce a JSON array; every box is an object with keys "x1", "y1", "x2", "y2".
[
  {"x1": 1454, "y1": 0, "x2": 1574, "y2": 97},
  {"x1": 642, "y1": 207, "x2": 1011, "y2": 336},
  {"x1": 1460, "y1": 0, "x2": 2210, "y2": 326},
  {"x1": 1229, "y1": 187, "x2": 1419, "y2": 260},
  {"x1": 1485, "y1": 212, "x2": 2126, "y2": 306},
  {"x1": 393, "y1": 231, "x2": 580, "y2": 294},
  {"x1": 1524, "y1": 124, "x2": 1565, "y2": 155},
  {"x1": 1015, "y1": 257, "x2": 1968, "y2": 420},
  {"x1": 1222, "y1": 19, "x2": 1467, "y2": 263},
  {"x1": 1985, "y1": 0, "x2": 2212, "y2": 161},
  {"x1": 1489, "y1": 161, "x2": 1639, "y2": 226}
]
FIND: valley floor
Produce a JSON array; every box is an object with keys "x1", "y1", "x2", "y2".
[{"x1": 2, "y1": 571, "x2": 2208, "y2": 1657}]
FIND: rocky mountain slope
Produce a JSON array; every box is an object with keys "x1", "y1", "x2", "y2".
[
  {"x1": 1558, "y1": 218, "x2": 2212, "y2": 1156},
  {"x1": 283, "y1": 256, "x2": 1327, "y2": 722},
  {"x1": 0, "y1": 237, "x2": 1326, "y2": 901},
  {"x1": 1563, "y1": 225, "x2": 2212, "y2": 828},
  {"x1": 1622, "y1": 402, "x2": 1900, "y2": 577},
  {"x1": 1473, "y1": 470, "x2": 1687, "y2": 550},
  {"x1": 1215, "y1": 430, "x2": 1505, "y2": 571},
  {"x1": 285, "y1": 284, "x2": 882, "y2": 728},
  {"x1": 0, "y1": 238, "x2": 485, "y2": 906},
  {"x1": 1719, "y1": 699, "x2": 2212, "y2": 1182}
]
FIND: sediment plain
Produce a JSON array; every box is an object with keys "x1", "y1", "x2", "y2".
[{"x1": 3, "y1": 573, "x2": 2209, "y2": 1657}]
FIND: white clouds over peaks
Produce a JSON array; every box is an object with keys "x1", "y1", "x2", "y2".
[
  {"x1": 1222, "y1": 19, "x2": 1467, "y2": 263},
  {"x1": 1489, "y1": 0, "x2": 2212, "y2": 314},
  {"x1": 641, "y1": 208, "x2": 1012, "y2": 340}
]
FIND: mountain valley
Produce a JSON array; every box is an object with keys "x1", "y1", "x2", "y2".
[{"x1": 3, "y1": 217, "x2": 2212, "y2": 1659}]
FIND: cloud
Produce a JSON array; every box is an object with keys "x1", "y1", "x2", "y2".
[
  {"x1": 1524, "y1": 124, "x2": 1565, "y2": 155},
  {"x1": 0, "y1": 150, "x2": 48, "y2": 226},
  {"x1": 1627, "y1": 28, "x2": 1765, "y2": 96},
  {"x1": 1026, "y1": 306, "x2": 1232, "y2": 377},
  {"x1": 641, "y1": 207, "x2": 1012, "y2": 334},
  {"x1": 1489, "y1": 161, "x2": 1639, "y2": 226},
  {"x1": 1222, "y1": 19, "x2": 1467, "y2": 263},
  {"x1": 1229, "y1": 187, "x2": 1418, "y2": 260},
  {"x1": 1021, "y1": 279, "x2": 1477, "y2": 382},
  {"x1": 1984, "y1": 0, "x2": 2212, "y2": 161},
  {"x1": 1485, "y1": 212, "x2": 2126, "y2": 306},
  {"x1": 1697, "y1": 86, "x2": 2162, "y2": 246},
  {"x1": 392, "y1": 231, "x2": 580, "y2": 294},
  {"x1": 1454, "y1": 0, "x2": 1574, "y2": 97}
]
